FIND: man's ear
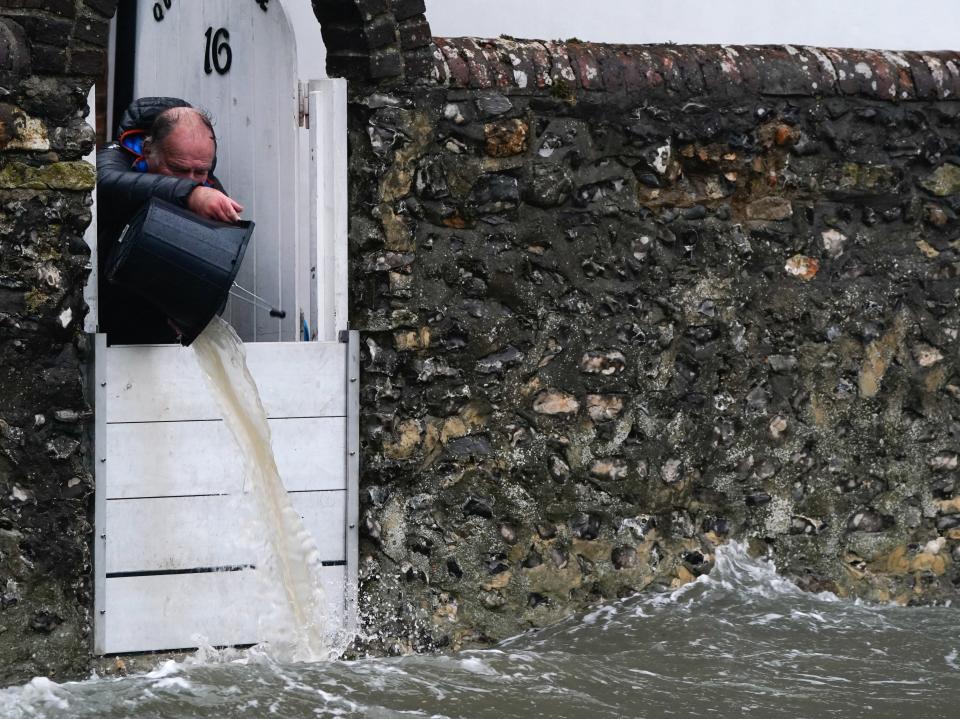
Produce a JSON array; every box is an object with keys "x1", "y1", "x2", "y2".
[{"x1": 141, "y1": 137, "x2": 160, "y2": 171}]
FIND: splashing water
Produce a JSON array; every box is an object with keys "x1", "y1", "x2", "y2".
[
  {"x1": 191, "y1": 317, "x2": 339, "y2": 662},
  {"x1": 3, "y1": 541, "x2": 960, "y2": 718}
]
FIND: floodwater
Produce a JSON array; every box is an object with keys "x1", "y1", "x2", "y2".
[{"x1": 4, "y1": 542, "x2": 959, "y2": 718}]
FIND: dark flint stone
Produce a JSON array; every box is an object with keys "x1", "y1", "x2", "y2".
[
  {"x1": 525, "y1": 164, "x2": 573, "y2": 207},
  {"x1": 408, "y1": 535, "x2": 433, "y2": 556},
  {"x1": 471, "y1": 174, "x2": 520, "y2": 205},
  {"x1": 931, "y1": 477, "x2": 956, "y2": 498},
  {"x1": 30, "y1": 611, "x2": 62, "y2": 634},
  {"x1": 415, "y1": 155, "x2": 450, "y2": 199},
  {"x1": 447, "y1": 559, "x2": 463, "y2": 578},
  {"x1": 475, "y1": 92, "x2": 513, "y2": 118},
  {"x1": 570, "y1": 512, "x2": 601, "y2": 540},
  {"x1": 536, "y1": 522, "x2": 557, "y2": 539},
  {"x1": 528, "y1": 593, "x2": 549, "y2": 608},
  {"x1": 522, "y1": 548, "x2": 543, "y2": 568},
  {"x1": 848, "y1": 511, "x2": 895, "y2": 533},
  {"x1": 463, "y1": 496, "x2": 494, "y2": 518},
  {"x1": 637, "y1": 172, "x2": 660, "y2": 188},
  {"x1": 705, "y1": 517, "x2": 731, "y2": 535},
  {"x1": 487, "y1": 554, "x2": 510, "y2": 574},
  {"x1": 0, "y1": 19, "x2": 30, "y2": 85},
  {"x1": 363, "y1": 339, "x2": 399, "y2": 374},
  {"x1": 366, "y1": 485, "x2": 389, "y2": 507},
  {"x1": 936, "y1": 514, "x2": 960, "y2": 531},
  {"x1": 477, "y1": 345, "x2": 524, "y2": 373},
  {"x1": 746, "y1": 492, "x2": 772, "y2": 507},
  {"x1": 400, "y1": 563, "x2": 427, "y2": 583},
  {"x1": 611, "y1": 546, "x2": 639, "y2": 569},
  {"x1": 683, "y1": 550, "x2": 713, "y2": 576},
  {"x1": 447, "y1": 436, "x2": 493, "y2": 457}
]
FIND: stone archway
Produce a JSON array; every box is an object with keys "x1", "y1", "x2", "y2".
[
  {"x1": 0, "y1": 0, "x2": 432, "y2": 684},
  {"x1": 312, "y1": 0, "x2": 434, "y2": 81}
]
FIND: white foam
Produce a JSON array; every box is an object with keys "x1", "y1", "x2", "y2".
[
  {"x1": 0, "y1": 677, "x2": 70, "y2": 717},
  {"x1": 152, "y1": 676, "x2": 192, "y2": 691},
  {"x1": 458, "y1": 657, "x2": 498, "y2": 676},
  {"x1": 145, "y1": 660, "x2": 181, "y2": 679},
  {"x1": 946, "y1": 649, "x2": 959, "y2": 670}
]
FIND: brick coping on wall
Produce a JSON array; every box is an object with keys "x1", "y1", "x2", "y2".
[{"x1": 428, "y1": 38, "x2": 960, "y2": 101}]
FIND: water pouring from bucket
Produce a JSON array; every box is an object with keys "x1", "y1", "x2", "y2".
[{"x1": 192, "y1": 316, "x2": 337, "y2": 661}]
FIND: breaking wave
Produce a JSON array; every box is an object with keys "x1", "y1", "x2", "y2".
[{"x1": 3, "y1": 542, "x2": 959, "y2": 719}]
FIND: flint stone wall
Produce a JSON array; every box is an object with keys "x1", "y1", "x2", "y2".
[
  {"x1": 0, "y1": 0, "x2": 115, "y2": 685},
  {"x1": 2, "y1": 0, "x2": 960, "y2": 683},
  {"x1": 351, "y1": 40, "x2": 960, "y2": 653}
]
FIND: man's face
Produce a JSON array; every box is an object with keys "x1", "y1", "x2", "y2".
[{"x1": 146, "y1": 122, "x2": 215, "y2": 183}]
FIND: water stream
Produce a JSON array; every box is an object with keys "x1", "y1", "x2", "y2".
[
  {"x1": 3, "y1": 542, "x2": 959, "y2": 718},
  {"x1": 191, "y1": 317, "x2": 344, "y2": 662}
]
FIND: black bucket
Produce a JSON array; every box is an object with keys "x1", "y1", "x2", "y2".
[{"x1": 105, "y1": 197, "x2": 254, "y2": 346}]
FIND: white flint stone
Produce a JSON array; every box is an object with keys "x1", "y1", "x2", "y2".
[
  {"x1": 769, "y1": 415, "x2": 789, "y2": 439},
  {"x1": 653, "y1": 142, "x2": 671, "y2": 174},
  {"x1": 914, "y1": 344, "x2": 944, "y2": 367},
  {"x1": 821, "y1": 229, "x2": 847, "y2": 258}
]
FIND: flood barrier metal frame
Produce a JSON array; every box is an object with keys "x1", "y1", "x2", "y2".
[
  {"x1": 344, "y1": 329, "x2": 361, "y2": 641},
  {"x1": 92, "y1": 331, "x2": 359, "y2": 655}
]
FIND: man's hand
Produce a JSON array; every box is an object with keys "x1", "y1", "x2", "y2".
[{"x1": 187, "y1": 186, "x2": 244, "y2": 223}]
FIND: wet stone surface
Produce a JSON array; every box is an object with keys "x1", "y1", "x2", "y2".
[{"x1": 349, "y1": 61, "x2": 960, "y2": 656}]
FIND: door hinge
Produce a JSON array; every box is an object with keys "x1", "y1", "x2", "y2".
[{"x1": 298, "y1": 81, "x2": 309, "y2": 129}]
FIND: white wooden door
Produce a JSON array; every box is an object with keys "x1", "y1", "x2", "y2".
[{"x1": 132, "y1": 0, "x2": 305, "y2": 342}]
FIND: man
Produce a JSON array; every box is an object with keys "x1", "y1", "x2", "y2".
[{"x1": 96, "y1": 97, "x2": 243, "y2": 343}]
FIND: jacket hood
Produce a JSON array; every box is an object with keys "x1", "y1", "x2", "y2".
[{"x1": 117, "y1": 96, "x2": 192, "y2": 134}]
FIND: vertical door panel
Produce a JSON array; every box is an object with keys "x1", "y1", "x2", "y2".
[{"x1": 131, "y1": 0, "x2": 300, "y2": 341}]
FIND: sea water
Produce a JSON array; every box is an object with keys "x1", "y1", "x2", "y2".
[
  {"x1": 3, "y1": 320, "x2": 959, "y2": 716},
  {"x1": 3, "y1": 541, "x2": 959, "y2": 718}
]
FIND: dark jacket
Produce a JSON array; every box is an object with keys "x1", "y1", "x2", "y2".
[{"x1": 97, "y1": 97, "x2": 225, "y2": 344}]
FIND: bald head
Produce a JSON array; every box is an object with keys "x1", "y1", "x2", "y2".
[{"x1": 144, "y1": 107, "x2": 217, "y2": 184}]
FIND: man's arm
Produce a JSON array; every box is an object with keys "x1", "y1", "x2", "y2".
[
  {"x1": 96, "y1": 143, "x2": 200, "y2": 216},
  {"x1": 97, "y1": 145, "x2": 243, "y2": 222}
]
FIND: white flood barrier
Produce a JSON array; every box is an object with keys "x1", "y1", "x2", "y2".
[
  {"x1": 92, "y1": 0, "x2": 352, "y2": 655},
  {"x1": 93, "y1": 327, "x2": 359, "y2": 656}
]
